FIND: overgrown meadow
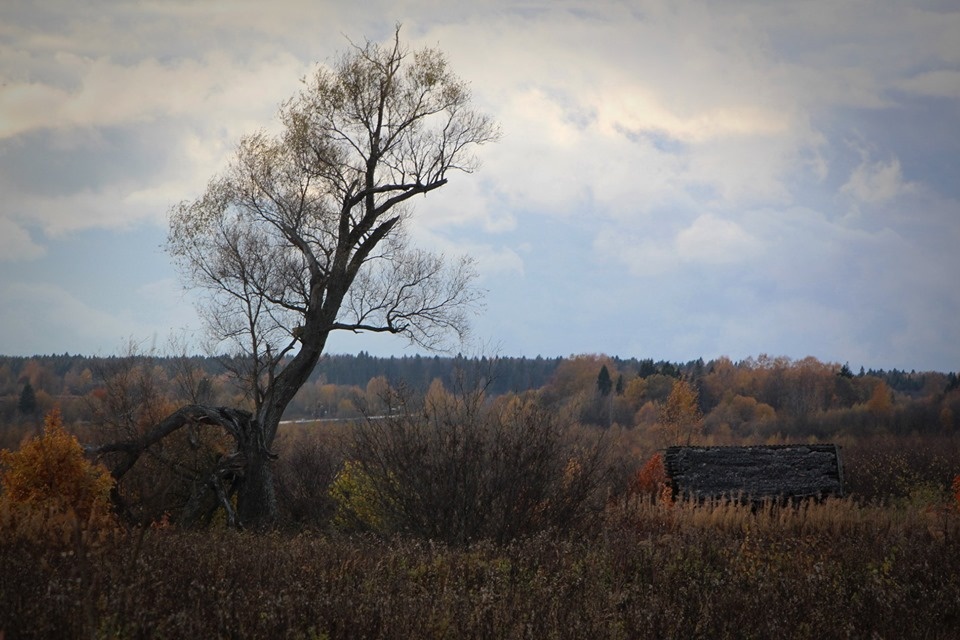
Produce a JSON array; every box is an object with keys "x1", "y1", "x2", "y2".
[
  {"x1": 2, "y1": 408, "x2": 959, "y2": 639},
  {"x1": 3, "y1": 495, "x2": 959, "y2": 638}
]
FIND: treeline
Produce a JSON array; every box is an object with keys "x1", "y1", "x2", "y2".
[
  {"x1": 0, "y1": 352, "x2": 665, "y2": 422},
  {"x1": 2, "y1": 351, "x2": 954, "y2": 399},
  {"x1": 0, "y1": 352, "x2": 764, "y2": 399},
  {"x1": 1, "y1": 352, "x2": 959, "y2": 442},
  {"x1": 0, "y1": 352, "x2": 564, "y2": 397}
]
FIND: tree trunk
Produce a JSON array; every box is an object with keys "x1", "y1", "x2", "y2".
[
  {"x1": 237, "y1": 445, "x2": 278, "y2": 530},
  {"x1": 237, "y1": 334, "x2": 329, "y2": 528}
]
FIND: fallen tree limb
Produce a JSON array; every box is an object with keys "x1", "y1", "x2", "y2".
[{"x1": 86, "y1": 405, "x2": 255, "y2": 480}]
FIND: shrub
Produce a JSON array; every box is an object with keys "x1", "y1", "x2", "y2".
[
  {"x1": 629, "y1": 452, "x2": 672, "y2": 503},
  {"x1": 329, "y1": 460, "x2": 387, "y2": 532},
  {"x1": 274, "y1": 428, "x2": 341, "y2": 529},
  {"x1": 842, "y1": 435, "x2": 960, "y2": 502},
  {"x1": 0, "y1": 408, "x2": 115, "y2": 541},
  {"x1": 344, "y1": 384, "x2": 613, "y2": 545}
]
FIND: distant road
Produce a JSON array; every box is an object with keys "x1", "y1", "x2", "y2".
[{"x1": 279, "y1": 414, "x2": 394, "y2": 425}]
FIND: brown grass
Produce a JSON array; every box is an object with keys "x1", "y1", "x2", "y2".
[{"x1": 2, "y1": 497, "x2": 958, "y2": 639}]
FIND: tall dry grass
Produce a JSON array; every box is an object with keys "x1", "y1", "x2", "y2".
[{"x1": 2, "y1": 496, "x2": 958, "y2": 639}]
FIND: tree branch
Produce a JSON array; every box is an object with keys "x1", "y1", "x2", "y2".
[{"x1": 87, "y1": 405, "x2": 257, "y2": 480}]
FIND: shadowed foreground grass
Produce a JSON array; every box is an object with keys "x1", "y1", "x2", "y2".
[{"x1": 3, "y1": 498, "x2": 959, "y2": 639}]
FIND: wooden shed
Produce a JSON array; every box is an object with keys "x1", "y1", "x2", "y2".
[{"x1": 663, "y1": 444, "x2": 844, "y2": 502}]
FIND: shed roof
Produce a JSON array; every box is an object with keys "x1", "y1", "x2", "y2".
[{"x1": 664, "y1": 444, "x2": 844, "y2": 501}]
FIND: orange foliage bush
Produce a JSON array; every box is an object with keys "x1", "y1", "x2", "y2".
[
  {"x1": 630, "y1": 452, "x2": 672, "y2": 502},
  {"x1": 0, "y1": 408, "x2": 115, "y2": 541}
]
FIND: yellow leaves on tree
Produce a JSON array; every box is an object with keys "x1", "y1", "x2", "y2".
[
  {"x1": 867, "y1": 380, "x2": 894, "y2": 420},
  {"x1": 657, "y1": 379, "x2": 704, "y2": 446},
  {"x1": 0, "y1": 408, "x2": 115, "y2": 540}
]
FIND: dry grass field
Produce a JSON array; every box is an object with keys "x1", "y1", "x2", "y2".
[{"x1": 2, "y1": 495, "x2": 958, "y2": 639}]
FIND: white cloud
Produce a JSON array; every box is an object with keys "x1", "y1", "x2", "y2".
[
  {"x1": 415, "y1": 2, "x2": 832, "y2": 225},
  {"x1": 414, "y1": 173, "x2": 516, "y2": 234},
  {"x1": 898, "y1": 69, "x2": 960, "y2": 99},
  {"x1": 0, "y1": 275, "x2": 208, "y2": 357},
  {"x1": 675, "y1": 214, "x2": 761, "y2": 264},
  {"x1": 135, "y1": 277, "x2": 192, "y2": 311},
  {"x1": 593, "y1": 210, "x2": 761, "y2": 278},
  {"x1": 0, "y1": 48, "x2": 311, "y2": 235},
  {"x1": 12, "y1": 186, "x2": 163, "y2": 235},
  {"x1": 0, "y1": 218, "x2": 45, "y2": 261},
  {"x1": 842, "y1": 155, "x2": 912, "y2": 204},
  {"x1": 472, "y1": 246, "x2": 525, "y2": 279},
  {"x1": 0, "y1": 0, "x2": 895, "y2": 239},
  {"x1": 592, "y1": 224, "x2": 678, "y2": 277},
  {"x1": 407, "y1": 222, "x2": 526, "y2": 280},
  {"x1": 0, "y1": 50, "x2": 308, "y2": 140}
]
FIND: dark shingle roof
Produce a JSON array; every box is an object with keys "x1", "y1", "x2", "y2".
[{"x1": 664, "y1": 444, "x2": 844, "y2": 501}]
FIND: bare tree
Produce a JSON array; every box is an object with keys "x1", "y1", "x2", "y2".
[{"x1": 93, "y1": 28, "x2": 497, "y2": 528}]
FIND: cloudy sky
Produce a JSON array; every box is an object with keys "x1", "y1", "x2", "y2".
[{"x1": 1, "y1": 0, "x2": 958, "y2": 372}]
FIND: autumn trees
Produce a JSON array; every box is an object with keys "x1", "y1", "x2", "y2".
[
  {"x1": 657, "y1": 379, "x2": 703, "y2": 446},
  {"x1": 525, "y1": 353, "x2": 960, "y2": 449},
  {"x1": 92, "y1": 29, "x2": 498, "y2": 528}
]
